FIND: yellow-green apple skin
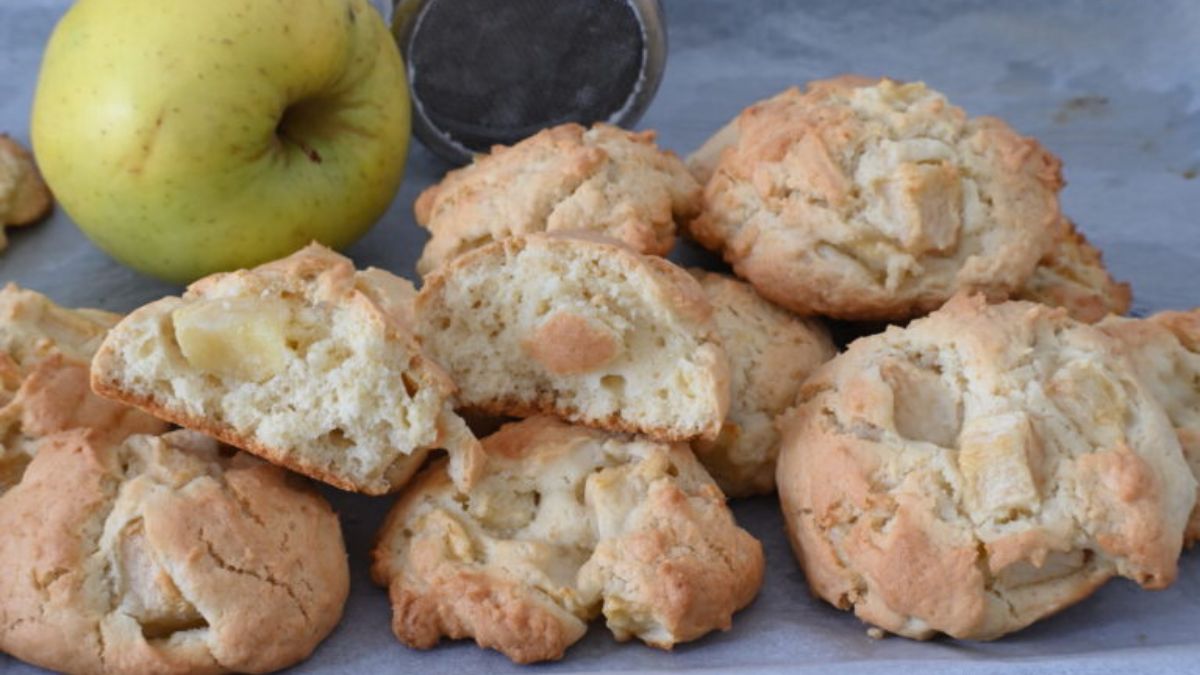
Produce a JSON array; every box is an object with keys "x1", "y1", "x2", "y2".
[{"x1": 32, "y1": 0, "x2": 410, "y2": 283}]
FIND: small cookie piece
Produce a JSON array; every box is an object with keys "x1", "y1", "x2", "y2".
[
  {"x1": 416, "y1": 233, "x2": 730, "y2": 442},
  {"x1": 1016, "y1": 217, "x2": 1131, "y2": 322},
  {"x1": 372, "y1": 416, "x2": 764, "y2": 664},
  {"x1": 0, "y1": 429, "x2": 348, "y2": 674},
  {"x1": 0, "y1": 134, "x2": 52, "y2": 249},
  {"x1": 414, "y1": 123, "x2": 700, "y2": 276},
  {"x1": 91, "y1": 244, "x2": 481, "y2": 495},
  {"x1": 1099, "y1": 309, "x2": 1200, "y2": 544},
  {"x1": 777, "y1": 295, "x2": 1195, "y2": 640},
  {"x1": 686, "y1": 77, "x2": 1063, "y2": 320},
  {"x1": 690, "y1": 270, "x2": 835, "y2": 496},
  {"x1": 0, "y1": 285, "x2": 166, "y2": 493}
]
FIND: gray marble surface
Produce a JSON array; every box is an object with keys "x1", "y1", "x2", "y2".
[{"x1": 2, "y1": 1, "x2": 1199, "y2": 673}]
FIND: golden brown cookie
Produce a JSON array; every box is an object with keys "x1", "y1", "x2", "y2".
[
  {"x1": 687, "y1": 77, "x2": 1063, "y2": 320},
  {"x1": 1099, "y1": 309, "x2": 1200, "y2": 544},
  {"x1": 1017, "y1": 217, "x2": 1131, "y2": 322},
  {"x1": 0, "y1": 429, "x2": 349, "y2": 674},
  {"x1": 415, "y1": 123, "x2": 700, "y2": 276},
  {"x1": 689, "y1": 270, "x2": 835, "y2": 496},
  {"x1": 372, "y1": 416, "x2": 763, "y2": 663},
  {"x1": 0, "y1": 134, "x2": 52, "y2": 249},
  {"x1": 0, "y1": 284, "x2": 165, "y2": 493},
  {"x1": 416, "y1": 233, "x2": 730, "y2": 442},
  {"x1": 777, "y1": 295, "x2": 1194, "y2": 640},
  {"x1": 90, "y1": 244, "x2": 481, "y2": 495}
]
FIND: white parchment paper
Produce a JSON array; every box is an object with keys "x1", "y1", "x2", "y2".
[{"x1": 2, "y1": 1, "x2": 1198, "y2": 672}]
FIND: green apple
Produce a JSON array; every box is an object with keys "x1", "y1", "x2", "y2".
[{"x1": 32, "y1": 0, "x2": 410, "y2": 283}]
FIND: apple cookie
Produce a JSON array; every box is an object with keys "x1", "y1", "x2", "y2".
[
  {"x1": 0, "y1": 284, "x2": 166, "y2": 493},
  {"x1": 776, "y1": 295, "x2": 1195, "y2": 640},
  {"x1": 1099, "y1": 309, "x2": 1200, "y2": 544},
  {"x1": 0, "y1": 429, "x2": 348, "y2": 674},
  {"x1": 414, "y1": 123, "x2": 700, "y2": 276},
  {"x1": 0, "y1": 134, "x2": 52, "y2": 249},
  {"x1": 416, "y1": 233, "x2": 730, "y2": 442},
  {"x1": 91, "y1": 244, "x2": 482, "y2": 495},
  {"x1": 686, "y1": 76, "x2": 1063, "y2": 320},
  {"x1": 1016, "y1": 217, "x2": 1131, "y2": 322},
  {"x1": 371, "y1": 416, "x2": 764, "y2": 664},
  {"x1": 689, "y1": 270, "x2": 836, "y2": 496}
]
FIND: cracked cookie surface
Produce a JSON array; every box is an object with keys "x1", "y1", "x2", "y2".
[
  {"x1": 0, "y1": 429, "x2": 349, "y2": 674},
  {"x1": 776, "y1": 295, "x2": 1195, "y2": 640},
  {"x1": 414, "y1": 123, "x2": 700, "y2": 277},
  {"x1": 687, "y1": 77, "x2": 1062, "y2": 320},
  {"x1": 371, "y1": 416, "x2": 764, "y2": 663},
  {"x1": 1099, "y1": 309, "x2": 1200, "y2": 544},
  {"x1": 0, "y1": 284, "x2": 166, "y2": 494}
]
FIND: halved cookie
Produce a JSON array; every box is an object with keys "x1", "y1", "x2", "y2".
[
  {"x1": 371, "y1": 416, "x2": 764, "y2": 664},
  {"x1": 414, "y1": 123, "x2": 700, "y2": 276},
  {"x1": 416, "y1": 234, "x2": 730, "y2": 442},
  {"x1": 1099, "y1": 309, "x2": 1200, "y2": 544},
  {"x1": 0, "y1": 429, "x2": 348, "y2": 674},
  {"x1": 1017, "y1": 217, "x2": 1131, "y2": 322},
  {"x1": 91, "y1": 244, "x2": 481, "y2": 495},
  {"x1": 0, "y1": 284, "x2": 166, "y2": 493},
  {"x1": 690, "y1": 270, "x2": 835, "y2": 496},
  {"x1": 777, "y1": 295, "x2": 1195, "y2": 640}
]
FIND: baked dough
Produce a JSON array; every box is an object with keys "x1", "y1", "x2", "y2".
[
  {"x1": 1099, "y1": 309, "x2": 1200, "y2": 544},
  {"x1": 690, "y1": 270, "x2": 835, "y2": 496},
  {"x1": 371, "y1": 416, "x2": 764, "y2": 663},
  {"x1": 0, "y1": 429, "x2": 348, "y2": 674},
  {"x1": 776, "y1": 295, "x2": 1195, "y2": 640},
  {"x1": 0, "y1": 284, "x2": 165, "y2": 493},
  {"x1": 687, "y1": 77, "x2": 1063, "y2": 320},
  {"x1": 414, "y1": 123, "x2": 700, "y2": 276},
  {"x1": 0, "y1": 134, "x2": 52, "y2": 249},
  {"x1": 90, "y1": 244, "x2": 481, "y2": 495},
  {"x1": 1017, "y1": 217, "x2": 1131, "y2": 322},
  {"x1": 416, "y1": 233, "x2": 730, "y2": 442}
]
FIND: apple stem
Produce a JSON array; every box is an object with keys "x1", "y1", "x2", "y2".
[{"x1": 278, "y1": 128, "x2": 323, "y2": 164}]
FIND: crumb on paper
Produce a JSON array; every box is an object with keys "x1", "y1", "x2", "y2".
[
  {"x1": 0, "y1": 133, "x2": 53, "y2": 250},
  {"x1": 867, "y1": 627, "x2": 885, "y2": 640}
]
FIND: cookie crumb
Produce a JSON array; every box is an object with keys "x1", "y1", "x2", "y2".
[{"x1": 867, "y1": 627, "x2": 885, "y2": 640}]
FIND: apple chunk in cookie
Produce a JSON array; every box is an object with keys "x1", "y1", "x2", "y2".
[
  {"x1": 0, "y1": 429, "x2": 348, "y2": 675},
  {"x1": 90, "y1": 244, "x2": 481, "y2": 495},
  {"x1": 416, "y1": 233, "x2": 730, "y2": 442},
  {"x1": 776, "y1": 295, "x2": 1195, "y2": 641},
  {"x1": 371, "y1": 416, "x2": 764, "y2": 664}
]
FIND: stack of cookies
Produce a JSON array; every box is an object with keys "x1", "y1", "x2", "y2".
[{"x1": 1, "y1": 75, "x2": 1196, "y2": 673}]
